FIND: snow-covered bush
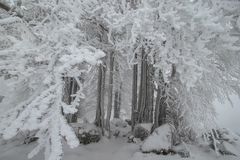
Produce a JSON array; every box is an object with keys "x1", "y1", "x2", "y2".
[
  {"x1": 201, "y1": 128, "x2": 240, "y2": 156},
  {"x1": 133, "y1": 123, "x2": 153, "y2": 141},
  {"x1": 71, "y1": 123, "x2": 101, "y2": 145},
  {"x1": 141, "y1": 124, "x2": 173, "y2": 153},
  {"x1": 111, "y1": 118, "x2": 131, "y2": 137}
]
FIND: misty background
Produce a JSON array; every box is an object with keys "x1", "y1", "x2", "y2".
[{"x1": 215, "y1": 95, "x2": 240, "y2": 134}]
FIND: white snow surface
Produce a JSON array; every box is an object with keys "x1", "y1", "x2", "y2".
[{"x1": 1, "y1": 136, "x2": 239, "y2": 160}]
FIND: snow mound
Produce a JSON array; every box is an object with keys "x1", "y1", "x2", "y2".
[{"x1": 141, "y1": 124, "x2": 172, "y2": 152}]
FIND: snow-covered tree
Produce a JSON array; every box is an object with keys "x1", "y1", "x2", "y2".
[
  {"x1": 0, "y1": 1, "x2": 105, "y2": 160},
  {"x1": 0, "y1": 0, "x2": 240, "y2": 159},
  {"x1": 84, "y1": 0, "x2": 240, "y2": 140}
]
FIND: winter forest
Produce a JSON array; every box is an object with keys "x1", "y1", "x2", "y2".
[{"x1": 0, "y1": 0, "x2": 240, "y2": 160}]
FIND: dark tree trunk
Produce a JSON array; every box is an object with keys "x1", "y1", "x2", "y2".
[
  {"x1": 153, "y1": 85, "x2": 161, "y2": 130},
  {"x1": 95, "y1": 63, "x2": 106, "y2": 135},
  {"x1": 114, "y1": 82, "x2": 122, "y2": 119},
  {"x1": 131, "y1": 54, "x2": 138, "y2": 131},
  {"x1": 146, "y1": 63, "x2": 154, "y2": 123},
  {"x1": 114, "y1": 91, "x2": 120, "y2": 118},
  {"x1": 71, "y1": 78, "x2": 79, "y2": 123},
  {"x1": 113, "y1": 59, "x2": 121, "y2": 119},
  {"x1": 95, "y1": 66, "x2": 102, "y2": 127},
  {"x1": 106, "y1": 52, "x2": 114, "y2": 137},
  {"x1": 153, "y1": 70, "x2": 167, "y2": 130},
  {"x1": 137, "y1": 46, "x2": 153, "y2": 123},
  {"x1": 62, "y1": 77, "x2": 79, "y2": 123}
]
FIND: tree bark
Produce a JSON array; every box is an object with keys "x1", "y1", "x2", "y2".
[
  {"x1": 114, "y1": 82, "x2": 122, "y2": 119},
  {"x1": 146, "y1": 63, "x2": 154, "y2": 123},
  {"x1": 106, "y1": 52, "x2": 114, "y2": 137},
  {"x1": 153, "y1": 69, "x2": 167, "y2": 130},
  {"x1": 131, "y1": 54, "x2": 138, "y2": 131},
  {"x1": 100, "y1": 64, "x2": 106, "y2": 135},
  {"x1": 114, "y1": 91, "x2": 120, "y2": 118},
  {"x1": 137, "y1": 46, "x2": 153, "y2": 123},
  {"x1": 113, "y1": 60, "x2": 121, "y2": 119},
  {"x1": 153, "y1": 85, "x2": 161, "y2": 130},
  {"x1": 71, "y1": 78, "x2": 79, "y2": 123},
  {"x1": 62, "y1": 77, "x2": 79, "y2": 123},
  {"x1": 95, "y1": 63, "x2": 106, "y2": 135}
]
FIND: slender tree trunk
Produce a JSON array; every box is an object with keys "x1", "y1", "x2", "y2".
[
  {"x1": 113, "y1": 60, "x2": 121, "y2": 119},
  {"x1": 106, "y1": 52, "x2": 114, "y2": 137},
  {"x1": 95, "y1": 63, "x2": 106, "y2": 135},
  {"x1": 159, "y1": 95, "x2": 167, "y2": 125},
  {"x1": 153, "y1": 69, "x2": 167, "y2": 129},
  {"x1": 114, "y1": 91, "x2": 120, "y2": 118},
  {"x1": 95, "y1": 66, "x2": 102, "y2": 127},
  {"x1": 114, "y1": 82, "x2": 122, "y2": 119},
  {"x1": 153, "y1": 85, "x2": 161, "y2": 130},
  {"x1": 131, "y1": 54, "x2": 138, "y2": 131},
  {"x1": 71, "y1": 78, "x2": 79, "y2": 123},
  {"x1": 64, "y1": 77, "x2": 80, "y2": 123},
  {"x1": 63, "y1": 77, "x2": 72, "y2": 123},
  {"x1": 100, "y1": 64, "x2": 106, "y2": 135},
  {"x1": 146, "y1": 63, "x2": 154, "y2": 122}
]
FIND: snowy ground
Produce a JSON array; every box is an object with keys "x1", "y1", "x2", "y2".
[{"x1": 0, "y1": 137, "x2": 239, "y2": 160}]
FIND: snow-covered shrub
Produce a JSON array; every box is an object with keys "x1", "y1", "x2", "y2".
[
  {"x1": 141, "y1": 124, "x2": 173, "y2": 154},
  {"x1": 133, "y1": 123, "x2": 153, "y2": 141},
  {"x1": 201, "y1": 128, "x2": 240, "y2": 156},
  {"x1": 71, "y1": 123, "x2": 101, "y2": 145},
  {"x1": 111, "y1": 118, "x2": 131, "y2": 137}
]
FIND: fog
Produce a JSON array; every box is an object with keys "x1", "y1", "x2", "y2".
[{"x1": 215, "y1": 95, "x2": 240, "y2": 134}]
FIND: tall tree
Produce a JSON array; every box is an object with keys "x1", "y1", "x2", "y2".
[{"x1": 106, "y1": 51, "x2": 114, "y2": 137}]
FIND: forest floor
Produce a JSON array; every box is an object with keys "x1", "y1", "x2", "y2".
[{"x1": 0, "y1": 137, "x2": 239, "y2": 160}]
